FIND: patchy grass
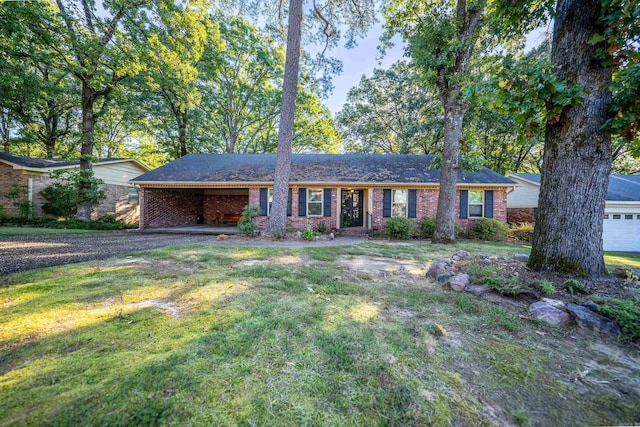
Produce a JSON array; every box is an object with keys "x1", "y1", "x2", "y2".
[
  {"x1": 0, "y1": 226, "x2": 99, "y2": 236},
  {"x1": 605, "y1": 252, "x2": 640, "y2": 270},
  {"x1": 1, "y1": 241, "x2": 639, "y2": 426}
]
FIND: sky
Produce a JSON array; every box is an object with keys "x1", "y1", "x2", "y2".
[
  {"x1": 321, "y1": 23, "x2": 405, "y2": 116},
  {"x1": 321, "y1": 23, "x2": 551, "y2": 117}
]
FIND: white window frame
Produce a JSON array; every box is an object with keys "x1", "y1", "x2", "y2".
[
  {"x1": 267, "y1": 188, "x2": 274, "y2": 216},
  {"x1": 468, "y1": 190, "x2": 484, "y2": 218},
  {"x1": 307, "y1": 188, "x2": 323, "y2": 217},
  {"x1": 391, "y1": 189, "x2": 408, "y2": 218}
]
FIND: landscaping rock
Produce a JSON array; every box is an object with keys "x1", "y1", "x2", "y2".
[
  {"x1": 217, "y1": 234, "x2": 229, "y2": 241},
  {"x1": 426, "y1": 259, "x2": 451, "y2": 279},
  {"x1": 436, "y1": 272, "x2": 454, "y2": 283},
  {"x1": 481, "y1": 293, "x2": 525, "y2": 310},
  {"x1": 448, "y1": 274, "x2": 470, "y2": 291},
  {"x1": 475, "y1": 254, "x2": 491, "y2": 260},
  {"x1": 329, "y1": 232, "x2": 335, "y2": 240},
  {"x1": 541, "y1": 298, "x2": 565, "y2": 309},
  {"x1": 581, "y1": 301, "x2": 600, "y2": 312},
  {"x1": 529, "y1": 301, "x2": 571, "y2": 326},
  {"x1": 451, "y1": 250, "x2": 469, "y2": 261},
  {"x1": 512, "y1": 253, "x2": 529, "y2": 263},
  {"x1": 465, "y1": 284, "x2": 491, "y2": 296},
  {"x1": 566, "y1": 303, "x2": 621, "y2": 336}
]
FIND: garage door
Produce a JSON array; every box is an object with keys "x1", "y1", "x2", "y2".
[{"x1": 603, "y1": 213, "x2": 640, "y2": 252}]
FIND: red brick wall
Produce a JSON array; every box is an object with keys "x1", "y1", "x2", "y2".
[
  {"x1": 141, "y1": 186, "x2": 509, "y2": 232},
  {"x1": 372, "y1": 188, "x2": 509, "y2": 233},
  {"x1": 250, "y1": 187, "x2": 338, "y2": 231},
  {"x1": 0, "y1": 163, "x2": 29, "y2": 216},
  {"x1": 141, "y1": 188, "x2": 203, "y2": 228},
  {"x1": 203, "y1": 195, "x2": 248, "y2": 224},
  {"x1": 507, "y1": 207, "x2": 535, "y2": 224}
]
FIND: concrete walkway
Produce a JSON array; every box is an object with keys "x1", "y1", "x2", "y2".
[{"x1": 141, "y1": 225, "x2": 240, "y2": 235}]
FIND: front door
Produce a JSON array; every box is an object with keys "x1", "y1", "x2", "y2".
[{"x1": 341, "y1": 190, "x2": 364, "y2": 227}]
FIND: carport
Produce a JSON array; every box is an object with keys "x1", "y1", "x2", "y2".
[{"x1": 138, "y1": 187, "x2": 249, "y2": 229}]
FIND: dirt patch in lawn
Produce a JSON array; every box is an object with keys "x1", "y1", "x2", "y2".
[
  {"x1": 338, "y1": 255, "x2": 427, "y2": 277},
  {"x1": 234, "y1": 254, "x2": 310, "y2": 268}
]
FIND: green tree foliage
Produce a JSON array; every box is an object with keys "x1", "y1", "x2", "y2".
[
  {"x1": 337, "y1": 61, "x2": 443, "y2": 154},
  {"x1": 383, "y1": 0, "x2": 490, "y2": 243},
  {"x1": 138, "y1": 0, "x2": 218, "y2": 158},
  {"x1": 0, "y1": 1, "x2": 77, "y2": 158},
  {"x1": 41, "y1": 169, "x2": 106, "y2": 219}
]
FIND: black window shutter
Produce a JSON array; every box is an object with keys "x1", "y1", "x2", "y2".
[
  {"x1": 484, "y1": 190, "x2": 494, "y2": 218},
  {"x1": 323, "y1": 188, "x2": 331, "y2": 217},
  {"x1": 383, "y1": 189, "x2": 391, "y2": 218},
  {"x1": 459, "y1": 190, "x2": 468, "y2": 219},
  {"x1": 298, "y1": 188, "x2": 307, "y2": 217},
  {"x1": 408, "y1": 189, "x2": 417, "y2": 218},
  {"x1": 259, "y1": 188, "x2": 268, "y2": 216},
  {"x1": 287, "y1": 188, "x2": 292, "y2": 216}
]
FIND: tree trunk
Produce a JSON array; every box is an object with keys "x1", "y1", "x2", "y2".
[
  {"x1": 528, "y1": 0, "x2": 612, "y2": 277},
  {"x1": 178, "y1": 111, "x2": 188, "y2": 157},
  {"x1": 1, "y1": 109, "x2": 9, "y2": 153},
  {"x1": 432, "y1": 100, "x2": 467, "y2": 243},
  {"x1": 77, "y1": 80, "x2": 95, "y2": 221},
  {"x1": 268, "y1": 0, "x2": 303, "y2": 235}
]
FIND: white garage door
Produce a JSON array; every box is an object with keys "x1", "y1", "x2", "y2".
[{"x1": 603, "y1": 213, "x2": 640, "y2": 252}]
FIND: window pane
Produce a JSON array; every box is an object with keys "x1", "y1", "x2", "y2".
[
  {"x1": 308, "y1": 189, "x2": 322, "y2": 202},
  {"x1": 625, "y1": 214, "x2": 633, "y2": 220},
  {"x1": 308, "y1": 202, "x2": 322, "y2": 216},
  {"x1": 469, "y1": 191, "x2": 483, "y2": 204},
  {"x1": 393, "y1": 189, "x2": 407, "y2": 204},
  {"x1": 613, "y1": 214, "x2": 621, "y2": 219},
  {"x1": 268, "y1": 189, "x2": 273, "y2": 215},
  {"x1": 469, "y1": 204, "x2": 483, "y2": 217},
  {"x1": 392, "y1": 203, "x2": 407, "y2": 217}
]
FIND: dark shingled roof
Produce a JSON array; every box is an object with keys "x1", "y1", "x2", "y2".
[
  {"x1": 132, "y1": 154, "x2": 515, "y2": 185},
  {"x1": 511, "y1": 173, "x2": 640, "y2": 202},
  {"x1": 0, "y1": 152, "x2": 128, "y2": 169}
]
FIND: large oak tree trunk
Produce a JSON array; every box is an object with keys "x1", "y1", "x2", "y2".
[
  {"x1": 77, "y1": 81, "x2": 95, "y2": 221},
  {"x1": 432, "y1": 101, "x2": 467, "y2": 242},
  {"x1": 268, "y1": 0, "x2": 303, "y2": 235},
  {"x1": 528, "y1": 0, "x2": 612, "y2": 277}
]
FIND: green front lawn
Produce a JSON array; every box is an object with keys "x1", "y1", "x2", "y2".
[
  {"x1": 0, "y1": 226, "x2": 99, "y2": 236},
  {"x1": 1, "y1": 241, "x2": 638, "y2": 426}
]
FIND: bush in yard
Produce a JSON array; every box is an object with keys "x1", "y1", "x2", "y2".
[
  {"x1": 421, "y1": 216, "x2": 436, "y2": 239},
  {"x1": 41, "y1": 169, "x2": 106, "y2": 219},
  {"x1": 5, "y1": 183, "x2": 33, "y2": 218},
  {"x1": 238, "y1": 205, "x2": 261, "y2": 237},
  {"x1": 469, "y1": 218, "x2": 509, "y2": 241},
  {"x1": 510, "y1": 222, "x2": 534, "y2": 242},
  {"x1": 385, "y1": 217, "x2": 415, "y2": 239},
  {"x1": 314, "y1": 221, "x2": 327, "y2": 234},
  {"x1": 593, "y1": 296, "x2": 640, "y2": 341}
]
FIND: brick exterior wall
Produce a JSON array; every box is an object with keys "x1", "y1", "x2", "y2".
[
  {"x1": 141, "y1": 188, "x2": 203, "y2": 228},
  {"x1": 139, "y1": 186, "x2": 509, "y2": 232},
  {"x1": 1, "y1": 163, "x2": 139, "y2": 223},
  {"x1": 507, "y1": 207, "x2": 535, "y2": 224},
  {"x1": 250, "y1": 187, "x2": 338, "y2": 231},
  {"x1": 0, "y1": 163, "x2": 29, "y2": 216},
  {"x1": 203, "y1": 195, "x2": 248, "y2": 224}
]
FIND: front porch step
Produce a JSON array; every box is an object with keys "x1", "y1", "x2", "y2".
[{"x1": 338, "y1": 227, "x2": 368, "y2": 236}]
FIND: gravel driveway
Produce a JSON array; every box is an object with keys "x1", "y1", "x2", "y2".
[
  {"x1": 0, "y1": 231, "x2": 366, "y2": 276},
  {"x1": 0, "y1": 231, "x2": 215, "y2": 276}
]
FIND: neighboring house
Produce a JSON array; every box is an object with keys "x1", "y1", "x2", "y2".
[
  {"x1": 132, "y1": 154, "x2": 515, "y2": 233},
  {"x1": 0, "y1": 152, "x2": 150, "y2": 223},
  {"x1": 506, "y1": 173, "x2": 640, "y2": 252}
]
